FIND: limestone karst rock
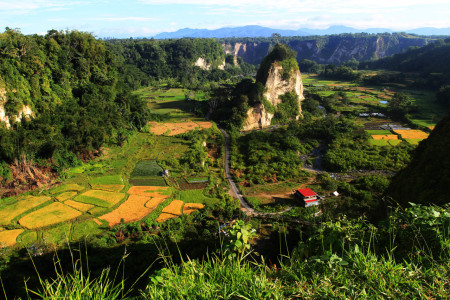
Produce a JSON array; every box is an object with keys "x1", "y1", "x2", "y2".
[{"x1": 242, "y1": 43, "x2": 304, "y2": 130}]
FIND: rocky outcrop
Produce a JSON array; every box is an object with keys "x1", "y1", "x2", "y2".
[
  {"x1": 263, "y1": 63, "x2": 304, "y2": 113},
  {"x1": 222, "y1": 42, "x2": 270, "y2": 65},
  {"x1": 195, "y1": 57, "x2": 226, "y2": 70},
  {"x1": 0, "y1": 87, "x2": 34, "y2": 128},
  {"x1": 242, "y1": 44, "x2": 304, "y2": 130},
  {"x1": 243, "y1": 103, "x2": 273, "y2": 131},
  {"x1": 194, "y1": 57, "x2": 211, "y2": 70}
]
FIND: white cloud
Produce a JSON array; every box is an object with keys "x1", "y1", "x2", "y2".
[
  {"x1": 91, "y1": 17, "x2": 155, "y2": 22},
  {"x1": 139, "y1": 0, "x2": 449, "y2": 8},
  {"x1": 0, "y1": 0, "x2": 88, "y2": 15}
]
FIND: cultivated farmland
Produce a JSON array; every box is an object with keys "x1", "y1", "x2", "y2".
[
  {"x1": 18, "y1": 203, "x2": 82, "y2": 229},
  {"x1": 0, "y1": 229, "x2": 24, "y2": 247},
  {"x1": 0, "y1": 196, "x2": 51, "y2": 225},
  {"x1": 148, "y1": 121, "x2": 213, "y2": 136},
  {"x1": 157, "y1": 200, "x2": 184, "y2": 222},
  {"x1": 74, "y1": 190, "x2": 125, "y2": 207}
]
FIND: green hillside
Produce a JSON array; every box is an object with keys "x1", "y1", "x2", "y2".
[{"x1": 387, "y1": 114, "x2": 450, "y2": 206}]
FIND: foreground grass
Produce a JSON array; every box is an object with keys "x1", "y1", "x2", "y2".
[{"x1": 24, "y1": 205, "x2": 449, "y2": 299}]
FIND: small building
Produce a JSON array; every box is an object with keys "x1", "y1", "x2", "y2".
[
  {"x1": 294, "y1": 188, "x2": 319, "y2": 207},
  {"x1": 162, "y1": 169, "x2": 170, "y2": 177}
]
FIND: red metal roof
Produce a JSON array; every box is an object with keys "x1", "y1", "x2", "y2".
[
  {"x1": 305, "y1": 198, "x2": 318, "y2": 202},
  {"x1": 297, "y1": 188, "x2": 317, "y2": 197}
]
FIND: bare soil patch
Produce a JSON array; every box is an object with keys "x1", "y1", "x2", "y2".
[{"x1": 148, "y1": 121, "x2": 213, "y2": 136}]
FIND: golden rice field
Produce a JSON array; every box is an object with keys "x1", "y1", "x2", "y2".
[
  {"x1": 56, "y1": 191, "x2": 78, "y2": 201},
  {"x1": 19, "y1": 202, "x2": 82, "y2": 229},
  {"x1": 394, "y1": 129, "x2": 429, "y2": 140},
  {"x1": 89, "y1": 184, "x2": 125, "y2": 192},
  {"x1": 148, "y1": 121, "x2": 213, "y2": 136},
  {"x1": 0, "y1": 229, "x2": 24, "y2": 247},
  {"x1": 127, "y1": 186, "x2": 169, "y2": 196},
  {"x1": 145, "y1": 196, "x2": 168, "y2": 209},
  {"x1": 64, "y1": 200, "x2": 95, "y2": 212},
  {"x1": 100, "y1": 195, "x2": 150, "y2": 227},
  {"x1": 93, "y1": 219, "x2": 103, "y2": 225},
  {"x1": 74, "y1": 190, "x2": 125, "y2": 207},
  {"x1": 0, "y1": 196, "x2": 51, "y2": 225},
  {"x1": 156, "y1": 200, "x2": 184, "y2": 223},
  {"x1": 99, "y1": 187, "x2": 171, "y2": 227},
  {"x1": 183, "y1": 203, "x2": 205, "y2": 215},
  {"x1": 371, "y1": 135, "x2": 399, "y2": 140}
]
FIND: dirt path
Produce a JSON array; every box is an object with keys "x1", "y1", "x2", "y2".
[{"x1": 219, "y1": 128, "x2": 292, "y2": 217}]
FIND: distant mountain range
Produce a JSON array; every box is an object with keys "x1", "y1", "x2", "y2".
[{"x1": 153, "y1": 25, "x2": 450, "y2": 39}]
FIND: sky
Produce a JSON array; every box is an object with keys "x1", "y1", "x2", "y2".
[{"x1": 0, "y1": 0, "x2": 449, "y2": 38}]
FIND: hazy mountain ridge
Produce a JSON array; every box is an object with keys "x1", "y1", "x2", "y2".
[{"x1": 154, "y1": 25, "x2": 450, "y2": 39}]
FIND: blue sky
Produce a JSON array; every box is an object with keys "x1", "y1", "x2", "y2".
[{"x1": 1, "y1": 0, "x2": 449, "y2": 38}]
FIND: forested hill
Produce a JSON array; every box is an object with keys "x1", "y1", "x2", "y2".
[
  {"x1": 386, "y1": 114, "x2": 450, "y2": 207},
  {"x1": 363, "y1": 38, "x2": 450, "y2": 79},
  {"x1": 105, "y1": 38, "x2": 254, "y2": 89},
  {"x1": 0, "y1": 29, "x2": 148, "y2": 174},
  {"x1": 220, "y1": 33, "x2": 434, "y2": 65}
]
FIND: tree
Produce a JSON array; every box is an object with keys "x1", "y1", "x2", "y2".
[
  {"x1": 388, "y1": 92, "x2": 414, "y2": 117},
  {"x1": 436, "y1": 85, "x2": 450, "y2": 109}
]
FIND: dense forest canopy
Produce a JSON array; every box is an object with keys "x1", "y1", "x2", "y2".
[
  {"x1": 106, "y1": 38, "x2": 254, "y2": 90},
  {"x1": 0, "y1": 28, "x2": 148, "y2": 169}
]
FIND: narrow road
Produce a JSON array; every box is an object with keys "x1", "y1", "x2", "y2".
[
  {"x1": 219, "y1": 128, "x2": 255, "y2": 214},
  {"x1": 219, "y1": 128, "x2": 292, "y2": 216}
]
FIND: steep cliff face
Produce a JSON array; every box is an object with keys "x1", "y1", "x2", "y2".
[
  {"x1": 221, "y1": 35, "x2": 431, "y2": 65},
  {"x1": 243, "y1": 103, "x2": 273, "y2": 131},
  {"x1": 222, "y1": 42, "x2": 270, "y2": 65},
  {"x1": 242, "y1": 43, "x2": 304, "y2": 130},
  {"x1": 263, "y1": 63, "x2": 304, "y2": 111}
]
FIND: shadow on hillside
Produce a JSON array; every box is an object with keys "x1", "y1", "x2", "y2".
[
  {"x1": 1, "y1": 234, "x2": 217, "y2": 298},
  {"x1": 258, "y1": 196, "x2": 298, "y2": 210}
]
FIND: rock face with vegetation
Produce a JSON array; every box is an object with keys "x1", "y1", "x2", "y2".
[
  {"x1": 221, "y1": 33, "x2": 432, "y2": 65},
  {"x1": 386, "y1": 114, "x2": 450, "y2": 206},
  {"x1": 243, "y1": 103, "x2": 273, "y2": 130},
  {"x1": 243, "y1": 43, "x2": 304, "y2": 130}
]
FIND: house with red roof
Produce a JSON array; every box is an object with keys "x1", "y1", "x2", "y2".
[{"x1": 294, "y1": 188, "x2": 319, "y2": 207}]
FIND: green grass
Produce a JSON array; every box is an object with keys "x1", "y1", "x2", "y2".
[
  {"x1": 131, "y1": 160, "x2": 163, "y2": 177},
  {"x1": 42, "y1": 223, "x2": 72, "y2": 244},
  {"x1": 73, "y1": 195, "x2": 114, "y2": 208},
  {"x1": 388, "y1": 139, "x2": 402, "y2": 146},
  {"x1": 175, "y1": 190, "x2": 220, "y2": 206},
  {"x1": 405, "y1": 139, "x2": 422, "y2": 145},
  {"x1": 243, "y1": 181, "x2": 299, "y2": 195},
  {"x1": 186, "y1": 177, "x2": 209, "y2": 183},
  {"x1": 71, "y1": 220, "x2": 103, "y2": 242},
  {"x1": 365, "y1": 130, "x2": 392, "y2": 135},
  {"x1": 369, "y1": 139, "x2": 391, "y2": 146},
  {"x1": 88, "y1": 207, "x2": 108, "y2": 216},
  {"x1": 50, "y1": 184, "x2": 85, "y2": 194},
  {"x1": 129, "y1": 176, "x2": 167, "y2": 187},
  {"x1": 17, "y1": 231, "x2": 37, "y2": 246},
  {"x1": 89, "y1": 175, "x2": 123, "y2": 186}
]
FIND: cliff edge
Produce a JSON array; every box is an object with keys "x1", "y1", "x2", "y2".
[{"x1": 243, "y1": 43, "x2": 304, "y2": 130}]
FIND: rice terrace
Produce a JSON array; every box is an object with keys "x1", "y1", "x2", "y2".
[{"x1": 0, "y1": 86, "x2": 215, "y2": 249}]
